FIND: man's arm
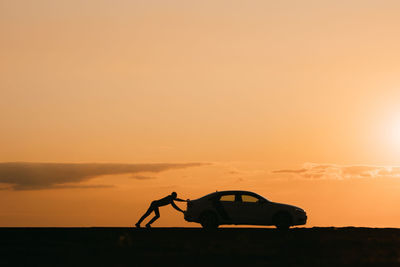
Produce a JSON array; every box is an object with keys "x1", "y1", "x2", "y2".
[
  {"x1": 174, "y1": 198, "x2": 187, "y2": 202},
  {"x1": 171, "y1": 201, "x2": 184, "y2": 213}
]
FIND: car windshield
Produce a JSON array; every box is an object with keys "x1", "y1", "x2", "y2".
[
  {"x1": 241, "y1": 194, "x2": 259, "y2": 203},
  {"x1": 241, "y1": 193, "x2": 269, "y2": 202}
]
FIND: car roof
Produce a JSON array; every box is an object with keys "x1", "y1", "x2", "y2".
[
  {"x1": 215, "y1": 190, "x2": 258, "y2": 195},
  {"x1": 212, "y1": 190, "x2": 266, "y2": 199},
  {"x1": 194, "y1": 190, "x2": 268, "y2": 201}
]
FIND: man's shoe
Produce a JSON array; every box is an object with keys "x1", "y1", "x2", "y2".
[
  {"x1": 135, "y1": 223, "x2": 140, "y2": 228},
  {"x1": 145, "y1": 223, "x2": 151, "y2": 229}
]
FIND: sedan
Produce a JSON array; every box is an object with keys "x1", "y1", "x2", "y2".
[{"x1": 184, "y1": 190, "x2": 307, "y2": 230}]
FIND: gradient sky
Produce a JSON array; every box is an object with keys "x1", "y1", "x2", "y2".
[{"x1": 1, "y1": 0, "x2": 400, "y2": 227}]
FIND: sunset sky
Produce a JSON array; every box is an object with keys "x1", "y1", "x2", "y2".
[{"x1": 1, "y1": 0, "x2": 400, "y2": 227}]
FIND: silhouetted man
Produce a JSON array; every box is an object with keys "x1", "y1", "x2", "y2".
[{"x1": 135, "y1": 192, "x2": 186, "y2": 228}]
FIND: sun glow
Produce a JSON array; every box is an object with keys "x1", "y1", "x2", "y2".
[{"x1": 380, "y1": 114, "x2": 400, "y2": 154}]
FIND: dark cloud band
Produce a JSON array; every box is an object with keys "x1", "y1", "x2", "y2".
[{"x1": 0, "y1": 162, "x2": 206, "y2": 190}]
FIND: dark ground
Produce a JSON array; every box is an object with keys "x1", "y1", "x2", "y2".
[{"x1": 1, "y1": 227, "x2": 400, "y2": 267}]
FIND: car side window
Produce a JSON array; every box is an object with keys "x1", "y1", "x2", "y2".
[
  {"x1": 220, "y1": 195, "x2": 235, "y2": 202},
  {"x1": 241, "y1": 194, "x2": 259, "y2": 203}
]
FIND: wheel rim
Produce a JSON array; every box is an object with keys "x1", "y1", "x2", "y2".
[{"x1": 201, "y1": 213, "x2": 217, "y2": 228}]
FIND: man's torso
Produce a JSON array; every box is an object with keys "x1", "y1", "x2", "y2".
[{"x1": 153, "y1": 195, "x2": 173, "y2": 207}]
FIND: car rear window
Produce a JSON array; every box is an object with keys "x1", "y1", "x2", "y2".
[{"x1": 220, "y1": 195, "x2": 235, "y2": 202}]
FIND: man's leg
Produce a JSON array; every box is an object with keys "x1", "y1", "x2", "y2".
[
  {"x1": 146, "y1": 207, "x2": 160, "y2": 227},
  {"x1": 136, "y1": 203, "x2": 155, "y2": 226}
]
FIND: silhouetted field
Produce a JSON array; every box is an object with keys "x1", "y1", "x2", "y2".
[{"x1": 1, "y1": 227, "x2": 400, "y2": 266}]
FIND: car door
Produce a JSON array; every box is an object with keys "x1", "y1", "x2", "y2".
[
  {"x1": 214, "y1": 194, "x2": 241, "y2": 224},
  {"x1": 236, "y1": 193, "x2": 268, "y2": 225}
]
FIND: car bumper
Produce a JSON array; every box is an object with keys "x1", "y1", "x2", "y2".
[
  {"x1": 294, "y1": 213, "x2": 307, "y2": 225},
  {"x1": 184, "y1": 212, "x2": 196, "y2": 222}
]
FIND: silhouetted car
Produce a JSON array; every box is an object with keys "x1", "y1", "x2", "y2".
[{"x1": 184, "y1": 190, "x2": 307, "y2": 230}]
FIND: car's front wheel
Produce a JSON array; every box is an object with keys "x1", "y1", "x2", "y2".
[
  {"x1": 200, "y1": 212, "x2": 219, "y2": 230},
  {"x1": 273, "y1": 211, "x2": 292, "y2": 231}
]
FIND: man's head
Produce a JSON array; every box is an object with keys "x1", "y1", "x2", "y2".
[{"x1": 171, "y1": 192, "x2": 177, "y2": 199}]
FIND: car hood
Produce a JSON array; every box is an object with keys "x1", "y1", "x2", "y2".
[{"x1": 271, "y1": 202, "x2": 304, "y2": 212}]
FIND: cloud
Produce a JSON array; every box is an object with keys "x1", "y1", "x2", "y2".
[
  {"x1": 130, "y1": 175, "x2": 157, "y2": 180},
  {"x1": 225, "y1": 167, "x2": 266, "y2": 177},
  {"x1": 11, "y1": 184, "x2": 116, "y2": 190},
  {"x1": 272, "y1": 163, "x2": 400, "y2": 180},
  {"x1": 0, "y1": 162, "x2": 206, "y2": 190},
  {"x1": 272, "y1": 168, "x2": 307, "y2": 174}
]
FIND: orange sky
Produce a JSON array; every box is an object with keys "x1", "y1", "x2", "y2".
[{"x1": 1, "y1": 1, "x2": 400, "y2": 227}]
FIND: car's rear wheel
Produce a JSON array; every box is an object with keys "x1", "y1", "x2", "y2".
[
  {"x1": 273, "y1": 211, "x2": 292, "y2": 231},
  {"x1": 200, "y1": 212, "x2": 219, "y2": 230}
]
